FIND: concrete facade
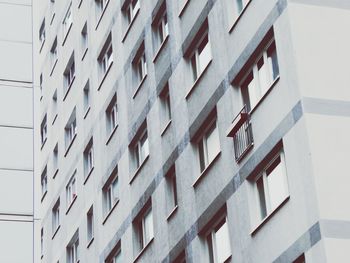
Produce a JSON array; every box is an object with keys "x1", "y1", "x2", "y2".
[
  {"x1": 0, "y1": 1, "x2": 34, "y2": 263},
  {"x1": 36, "y1": 0, "x2": 350, "y2": 262}
]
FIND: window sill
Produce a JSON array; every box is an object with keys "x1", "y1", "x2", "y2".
[
  {"x1": 40, "y1": 190, "x2": 47, "y2": 203},
  {"x1": 192, "y1": 150, "x2": 221, "y2": 188},
  {"x1": 64, "y1": 133, "x2": 77, "y2": 157},
  {"x1": 50, "y1": 59, "x2": 58, "y2": 76},
  {"x1": 98, "y1": 61, "x2": 113, "y2": 91},
  {"x1": 83, "y1": 106, "x2": 91, "y2": 119},
  {"x1": 50, "y1": 13, "x2": 55, "y2": 26},
  {"x1": 95, "y1": 1, "x2": 110, "y2": 30},
  {"x1": 65, "y1": 195, "x2": 78, "y2": 215},
  {"x1": 185, "y1": 59, "x2": 212, "y2": 100},
  {"x1": 153, "y1": 35, "x2": 169, "y2": 63},
  {"x1": 102, "y1": 199, "x2": 119, "y2": 225},
  {"x1": 178, "y1": 0, "x2": 190, "y2": 17},
  {"x1": 63, "y1": 75, "x2": 76, "y2": 101},
  {"x1": 40, "y1": 138, "x2": 47, "y2": 150},
  {"x1": 250, "y1": 195, "x2": 290, "y2": 236},
  {"x1": 51, "y1": 225, "x2": 61, "y2": 240},
  {"x1": 83, "y1": 166, "x2": 94, "y2": 185},
  {"x1": 129, "y1": 154, "x2": 149, "y2": 185},
  {"x1": 160, "y1": 119, "x2": 172, "y2": 136},
  {"x1": 133, "y1": 238, "x2": 154, "y2": 263},
  {"x1": 52, "y1": 114, "x2": 58, "y2": 125},
  {"x1": 132, "y1": 74, "x2": 147, "y2": 99},
  {"x1": 249, "y1": 76, "x2": 280, "y2": 115},
  {"x1": 39, "y1": 39, "x2": 45, "y2": 53},
  {"x1": 87, "y1": 237, "x2": 94, "y2": 248},
  {"x1": 122, "y1": 9, "x2": 140, "y2": 43},
  {"x1": 53, "y1": 168, "x2": 59, "y2": 179},
  {"x1": 229, "y1": 0, "x2": 252, "y2": 33},
  {"x1": 81, "y1": 47, "x2": 88, "y2": 61},
  {"x1": 166, "y1": 205, "x2": 178, "y2": 221},
  {"x1": 62, "y1": 23, "x2": 73, "y2": 46},
  {"x1": 78, "y1": 0, "x2": 83, "y2": 8},
  {"x1": 106, "y1": 124, "x2": 118, "y2": 145}
]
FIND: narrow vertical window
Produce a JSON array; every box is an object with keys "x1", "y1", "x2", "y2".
[
  {"x1": 159, "y1": 84, "x2": 172, "y2": 132},
  {"x1": 66, "y1": 172, "x2": 77, "y2": 208},
  {"x1": 106, "y1": 94, "x2": 118, "y2": 138},
  {"x1": 64, "y1": 108, "x2": 77, "y2": 151},
  {"x1": 63, "y1": 3, "x2": 73, "y2": 39},
  {"x1": 50, "y1": 38, "x2": 58, "y2": 72},
  {"x1": 81, "y1": 22, "x2": 88, "y2": 59},
  {"x1": 166, "y1": 166, "x2": 178, "y2": 219},
  {"x1": 39, "y1": 19, "x2": 46, "y2": 49},
  {"x1": 41, "y1": 166, "x2": 48, "y2": 199},
  {"x1": 66, "y1": 231, "x2": 79, "y2": 263},
  {"x1": 41, "y1": 115, "x2": 48, "y2": 146},
  {"x1": 63, "y1": 53, "x2": 75, "y2": 95},
  {"x1": 132, "y1": 43, "x2": 147, "y2": 92},
  {"x1": 41, "y1": 228, "x2": 44, "y2": 258},
  {"x1": 103, "y1": 166, "x2": 119, "y2": 217},
  {"x1": 83, "y1": 138, "x2": 94, "y2": 179},
  {"x1": 125, "y1": 0, "x2": 140, "y2": 25},
  {"x1": 52, "y1": 198, "x2": 60, "y2": 235},
  {"x1": 83, "y1": 80, "x2": 91, "y2": 117},
  {"x1": 153, "y1": 2, "x2": 169, "y2": 52},
  {"x1": 53, "y1": 143, "x2": 59, "y2": 177},
  {"x1": 133, "y1": 201, "x2": 154, "y2": 254},
  {"x1": 87, "y1": 206, "x2": 94, "y2": 244},
  {"x1": 134, "y1": 127, "x2": 149, "y2": 170},
  {"x1": 98, "y1": 34, "x2": 113, "y2": 83}
]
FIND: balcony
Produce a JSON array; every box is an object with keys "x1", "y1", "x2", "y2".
[{"x1": 227, "y1": 105, "x2": 253, "y2": 162}]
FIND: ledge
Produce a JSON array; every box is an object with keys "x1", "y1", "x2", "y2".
[
  {"x1": 166, "y1": 205, "x2": 178, "y2": 221},
  {"x1": 98, "y1": 61, "x2": 114, "y2": 91},
  {"x1": 122, "y1": 9, "x2": 140, "y2": 43},
  {"x1": 106, "y1": 124, "x2": 119, "y2": 145},
  {"x1": 83, "y1": 106, "x2": 91, "y2": 119},
  {"x1": 65, "y1": 195, "x2": 78, "y2": 215},
  {"x1": 64, "y1": 133, "x2": 77, "y2": 157},
  {"x1": 250, "y1": 196, "x2": 290, "y2": 236},
  {"x1": 40, "y1": 138, "x2": 47, "y2": 150},
  {"x1": 160, "y1": 119, "x2": 172, "y2": 136},
  {"x1": 49, "y1": 59, "x2": 58, "y2": 76},
  {"x1": 102, "y1": 199, "x2": 119, "y2": 225},
  {"x1": 63, "y1": 75, "x2": 76, "y2": 101},
  {"x1": 229, "y1": 0, "x2": 252, "y2": 33},
  {"x1": 50, "y1": 13, "x2": 55, "y2": 25},
  {"x1": 87, "y1": 237, "x2": 94, "y2": 248},
  {"x1": 62, "y1": 23, "x2": 73, "y2": 46},
  {"x1": 51, "y1": 225, "x2": 61, "y2": 240},
  {"x1": 178, "y1": 0, "x2": 190, "y2": 17},
  {"x1": 83, "y1": 167, "x2": 94, "y2": 185},
  {"x1": 133, "y1": 238, "x2": 154, "y2": 263},
  {"x1": 40, "y1": 190, "x2": 47, "y2": 203},
  {"x1": 129, "y1": 155, "x2": 149, "y2": 185},
  {"x1": 39, "y1": 39, "x2": 45, "y2": 53},
  {"x1": 52, "y1": 113, "x2": 58, "y2": 125},
  {"x1": 95, "y1": 0, "x2": 110, "y2": 30},
  {"x1": 52, "y1": 168, "x2": 59, "y2": 179},
  {"x1": 153, "y1": 35, "x2": 169, "y2": 63},
  {"x1": 192, "y1": 151, "x2": 221, "y2": 188},
  {"x1": 132, "y1": 74, "x2": 147, "y2": 99},
  {"x1": 81, "y1": 47, "x2": 88, "y2": 61},
  {"x1": 185, "y1": 59, "x2": 212, "y2": 100}
]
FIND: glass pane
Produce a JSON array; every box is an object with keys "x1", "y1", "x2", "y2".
[
  {"x1": 198, "y1": 36, "x2": 212, "y2": 74},
  {"x1": 112, "y1": 177, "x2": 119, "y2": 202},
  {"x1": 206, "y1": 122, "x2": 220, "y2": 163},
  {"x1": 266, "y1": 156, "x2": 288, "y2": 211},
  {"x1": 257, "y1": 56, "x2": 270, "y2": 95},
  {"x1": 214, "y1": 221, "x2": 231, "y2": 263},
  {"x1": 267, "y1": 42, "x2": 279, "y2": 80},
  {"x1": 236, "y1": 0, "x2": 244, "y2": 13},
  {"x1": 257, "y1": 176, "x2": 267, "y2": 219},
  {"x1": 144, "y1": 209, "x2": 154, "y2": 243},
  {"x1": 140, "y1": 133, "x2": 149, "y2": 161},
  {"x1": 198, "y1": 140, "x2": 206, "y2": 172},
  {"x1": 191, "y1": 55, "x2": 198, "y2": 80},
  {"x1": 114, "y1": 251, "x2": 122, "y2": 263}
]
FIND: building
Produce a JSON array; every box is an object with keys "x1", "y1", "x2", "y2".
[
  {"x1": 36, "y1": 0, "x2": 350, "y2": 262},
  {"x1": 0, "y1": 0, "x2": 34, "y2": 263}
]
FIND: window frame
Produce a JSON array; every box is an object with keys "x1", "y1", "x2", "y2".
[
  {"x1": 39, "y1": 19, "x2": 46, "y2": 49},
  {"x1": 67, "y1": 232, "x2": 79, "y2": 263},
  {"x1": 41, "y1": 166, "x2": 48, "y2": 199},
  {"x1": 98, "y1": 34, "x2": 113, "y2": 83},
  {"x1": 102, "y1": 166, "x2": 119, "y2": 219},
  {"x1": 87, "y1": 206, "x2": 94, "y2": 244},
  {"x1": 66, "y1": 172, "x2": 77, "y2": 209},
  {"x1": 126, "y1": 0, "x2": 140, "y2": 25},
  {"x1": 106, "y1": 94, "x2": 118, "y2": 139},
  {"x1": 83, "y1": 139, "x2": 94, "y2": 179},
  {"x1": 52, "y1": 198, "x2": 60, "y2": 235},
  {"x1": 41, "y1": 115, "x2": 48, "y2": 146},
  {"x1": 62, "y1": 2, "x2": 73, "y2": 41},
  {"x1": 159, "y1": 84, "x2": 172, "y2": 133},
  {"x1": 64, "y1": 109, "x2": 77, "y2": 152}
]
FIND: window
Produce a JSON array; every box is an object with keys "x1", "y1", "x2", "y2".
[
  {"x1": 63, "y1": 54, "x2": 75, "y2": 94},
  {"x1": 40, "y1": 74, "x2": 43, "y2": 99},
  {"x1": 153, "y1": 3, "x2": 168, "y2": 51},
  {"x1": 103, "y1": 167, "x2": 119, "y2": 216},
  {"x1": 96, "y1": 0, "x2": 110, "y2": 18},
  {"x1": 197, "y1": 118, "x2": 220, "y2": 173},
  {"x1": 41, "y1": 228, "x2": 44, "y2": 258},
  {"x1": 66, "y1": 172, "x2": 77, "y2": 208},
  {"x1": 159, "y1": 84, "x2": 171, "y2": 131},
  {"x1": 111, "y1": 251, "x2": 122, "y2": 263},
  {"x1": 65, "y1": 109, "x2": 77, "y2": 151},
  {"x1": 188, "y1": 23, "x2": 212, "y2": 82},
  {"x1": 133, "y1": 44, "x2": 147, "y2": 89},
  {"x1": 105, "y1": 243, "x2": 122, "y2": 263},
  {"x1": 50, "y1": 38, "x2": 58, "y2": 72},
  {"x1": 106, "y1": 95, "x2": 118, "y2": 137},
  {"x1": 41, "y1": 115, "x2": 47, "y2": 146},
  {"x1": 83, "y1": 80, "x2": 91, "y2": 116},
  {"x1": 67, "y1": 231, "x2": 79, "y2": 263},
  {"x1": 52, "y1": 90, "x2": 58, "y2": 124},
  {"x1": 98, "y1": 34, "x2": 113, "y2": 81},
  {"x1": 41, "y1": 166, "x2": 48, "y2": 198},
  {"x1": 165, "y1": 166, "x2": 178, "y2": 217},
  {"x1": 63, "y1": 3, "x2": 73, "y2": 39},
  {"x1": 52, "y1": 199, "x2": 60, "y2": 234},
  {"x1": 39, "y1": 19, "x2": 46, "y2": 48},
  {"x1": 253, "y1": 150, "x2": 288, "y2": 221},
  {"x1": 53, "y1": 143, "x2": 59, "y2": 176},
  {"x1": 131, "y1": 123, "x2": 149, "y2": 171},
  {"x1": 87, "y1": 206, "x2": 94, "y2": 243},
  {"x1": 125, "y1": 0, "x2": 140, "y2": 25},
  {"x1": 81, "y1": 22, "x2": 88, "y2": 58},
  {"x1": 83, "y1": 139, "x2": 94, "y2": 178},
  {"x1": 134, "y1": 202, "x2": 154, "y2": 253},
  {"x1": 241, "y1": 38, "x2": 279, "y2": 111},
  {"x1": 207, "y1": 217, "x2": 232, "y2": 263}
]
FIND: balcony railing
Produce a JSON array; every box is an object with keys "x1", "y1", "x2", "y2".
[{"x1": 227, "y1": 105, "x2": 254, "y2": 162}]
